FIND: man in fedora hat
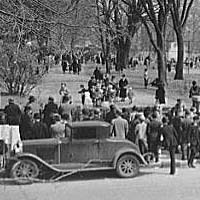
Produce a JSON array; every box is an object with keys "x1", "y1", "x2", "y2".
[
  {"x1": 32, "y1": 113, "x2": 49, "y2": 139},
  {"x1": 159, "y1": 116, "x2": 178, "y2": 175},
  {"x1": 4, "y1": 98, "x2": 21, "y2": 125},
  {"x1": 25, "y1": 95, "x2": 41, "y2": 115},
  {"x1": 43, "y1": 97, "x2": 58, "y2": 127}
]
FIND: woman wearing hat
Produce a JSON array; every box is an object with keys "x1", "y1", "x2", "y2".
[
  {"x1": 119, "y1": 74, "x2": 128, "y2": 102},
  {"x1": 25, "y1": 95, "x2": 42, "y2": 116}
]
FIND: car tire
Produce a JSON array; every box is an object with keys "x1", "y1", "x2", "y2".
[
  {"x1": 10, "y1": 159, "x2": 39, "y2": 183},
  {"x1": 116, "y1": 154, "x2": 139, "y2": 178}
]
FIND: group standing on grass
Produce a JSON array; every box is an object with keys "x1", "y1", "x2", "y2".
[
  {"x1": 61, "y1": 50, "x2": 83, "y2": 74},
  {"x1": 77, "y1": 67, "x2": 135, "y2": 107}
]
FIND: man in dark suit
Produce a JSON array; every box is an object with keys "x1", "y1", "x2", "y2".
[
  {"x1": 181, "y1": 110, "x2": 192, "y2": 160},
  {"x1": 32, "y1": 113, "x2": 49, "y2": 139},
  {"x1": 159, "y1": 116, "x2": 178, "y2": 175},
  {"x1": 187, "y1": 116, "x2": 200, "y2": 168},
  {"x1": 19, "y1": 106, "x2": 34, "y2": 140},
  {"x1": 4, "y1": 98, "x2": 21, "y2": 125},
  {"x1": 147, "y1": 113, "x2": 162, "y2": 162},
  {"x1": 105, "y1": 104, "x2": 117, "y2": 124},
  {"x1": 155, "y1": 83, "x2": 165, "y2": 104},
  {"x1": 43, "y1": 97, "x2": 58, "y2": 127}
]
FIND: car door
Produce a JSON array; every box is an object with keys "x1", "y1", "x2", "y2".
[{"x1": 60, "y1": 126, "x2": 99, "y2": 165}]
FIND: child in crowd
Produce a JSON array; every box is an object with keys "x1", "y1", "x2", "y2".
[
  {"x1": 78, "y1": 85, "x2": 87, "y2": 106},
  {"x1": 127, "y1": 87, "x2": 136, "y2": 104},
  {"x1": 59, "y1": 82, "x2": 68, "y2": 96},
  {"x1": 144, "y1": 68, "x2": 148, "y2": 89},
  {"x1": 174, "y1": 99, "x2": 185, "y2": 116},
  {"x1": 84, "y1": 91, "x2": 93, "y2": 107},
  {"x1": 59, "y1": 82, "x2": 72, "y2": 104}
]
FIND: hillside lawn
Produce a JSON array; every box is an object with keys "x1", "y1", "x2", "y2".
[{"x1": 0, "y1": 62, "x2": 199, "y2": 110}]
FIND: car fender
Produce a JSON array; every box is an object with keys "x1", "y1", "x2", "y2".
[
  {"x1": 10, "y1": 153, "x2": 63, "y2": 173},
  {"x1": 112, "y1": 148, "x2": 147, "y2": 168}
]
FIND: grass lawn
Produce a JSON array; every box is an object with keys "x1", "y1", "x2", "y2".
[{"x1": 0, "y1": 62, "x2": 199, "y2": 110}]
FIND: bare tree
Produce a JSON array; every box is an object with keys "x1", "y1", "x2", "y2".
[
  {"x1": 0, "y1": 0, "x2": 80, "y2": 95},
  {"x1": 112, "y1": 0, "x2": 142, "y2": 71},
  {"x1": 139, "y1": 0, "x2": 173, "y2": 84},
  {"x1": 170, "y1": 0, "x2": 194, "y2": 80},
  {"x1": 95, "y1": 0, "x2": 114, "y2": 73}
]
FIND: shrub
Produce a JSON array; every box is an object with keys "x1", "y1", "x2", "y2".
[{"x1": 0, "y1": 43, "x2": 43, "y2": 96}]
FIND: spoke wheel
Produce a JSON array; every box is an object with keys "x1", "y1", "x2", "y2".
[
  {"x1": 10, "y1": 160, "x2": 39, "y2": 183},
  {"x1": 116, "y1": 155, "x2": 139, "y2": 178}
]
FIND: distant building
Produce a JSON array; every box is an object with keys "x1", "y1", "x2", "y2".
[{"x1": 167, "y1": 42, "x2": 189, "y2": 61}]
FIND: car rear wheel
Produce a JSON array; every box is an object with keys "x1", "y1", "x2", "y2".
[
  {"x1": 10, "y1": 160, "x2": 39, "y2": 183},
  {"x1": 116, "y1": 155, "x2": 139, "y2": 178}
]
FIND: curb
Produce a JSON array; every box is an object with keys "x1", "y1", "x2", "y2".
[
  {"x1": 144, "y1": 160, "x2": 189, "y2": 169},
  {"x1": 148, "y1": 157, "x2": 198, "y2": 169}
]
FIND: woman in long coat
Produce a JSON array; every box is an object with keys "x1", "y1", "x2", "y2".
[
  {"x1": 155, "y1": 83, "x2": 165, "y2": 104},
  {"x1": 119, "y1": 74, "x2": 128, "y2": 102}
]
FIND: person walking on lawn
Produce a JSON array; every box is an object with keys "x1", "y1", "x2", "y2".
[
  {"x1": 144, "y1": 68, "x2": 148, "y2": 89},
  {"x1": 189, "y1": 80, "x2": 200, "y2": 107},
  {"x1": 155, "y1": 82, "x2": 165, "y2": 105},
  {"x1": 119, "y1": 74, "x2": 128, "y2": 102}
]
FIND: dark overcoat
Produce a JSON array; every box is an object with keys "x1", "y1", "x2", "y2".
[
  {"x1": 119, "y1": 78, "x2": 128, "y2": 98},
  {"x1": 159, "y1": 124, "x2": 178, "y2": 148}
]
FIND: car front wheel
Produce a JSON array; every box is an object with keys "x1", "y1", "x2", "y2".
[
  {"x1": 116, "y1": 154, "x2": 139, "y2": 178},
  {"x1": 10, "y1": 159, "x2": 39, "y2": 183}
]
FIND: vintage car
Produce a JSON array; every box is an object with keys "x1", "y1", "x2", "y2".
[{"x1": 6, "y1": 121, "x2": 147, "y2": 181}]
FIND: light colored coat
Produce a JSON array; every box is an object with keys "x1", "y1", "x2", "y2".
[{"x1": 111, "y1": 116, "x2": 129, "y2": 139}]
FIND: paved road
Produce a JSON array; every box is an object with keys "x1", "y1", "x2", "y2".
[{"x1": 1, "y1": 166, "x2": 200, "y2": 200}]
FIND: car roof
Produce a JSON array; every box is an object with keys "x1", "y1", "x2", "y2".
[{"x1": 67, "y1": 120, "x2": 110, "y2": 128}]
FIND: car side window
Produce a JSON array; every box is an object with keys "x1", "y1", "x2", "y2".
[{"x1": 72, "y1": 127, "x2": 97, "y2": 139}]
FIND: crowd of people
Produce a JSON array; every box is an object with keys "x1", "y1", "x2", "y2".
[
  {"x1": 1, "y1": 88, "x2": 200, "y2": 175},
  {"x1": 60, "y1": 50, "x2": 83, "y2": 74},
  {"x1": 1, "y1": 49, "x2": 200, "y2": 175},
  {"x1": 77, "y1": 67, "x2": 135, "y2": 107}
]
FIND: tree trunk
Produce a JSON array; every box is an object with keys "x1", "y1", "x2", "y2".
[
  {"x1": 157, "y1": 33, "x2": 167, "y2": 85},
  {"x1": 157, "y1": 50, "x2": 166, "y2": 83},
  {"x1": 70, "y1": 36, "x2": 75, "y2": 51},
  {"x1": 174, "y1": 30, "x2": 184, "y2": 80},
  {"x1": 105, "y1": 57, "x2": 111, "y2": 74},
  {"x1": 116, "y1": 36, "x2": 131, "y2": 71},
  {"x1": 105, "y1": 35, "x2": 111, "y2": 74}
]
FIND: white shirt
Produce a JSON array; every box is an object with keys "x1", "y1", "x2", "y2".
[{"x1": 135, "y1": 121, "x2": 147, "y2": 141}]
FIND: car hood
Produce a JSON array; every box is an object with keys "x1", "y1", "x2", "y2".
[{"x1": 22, "y1": 138, "x2": 61, "y2": 146}]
